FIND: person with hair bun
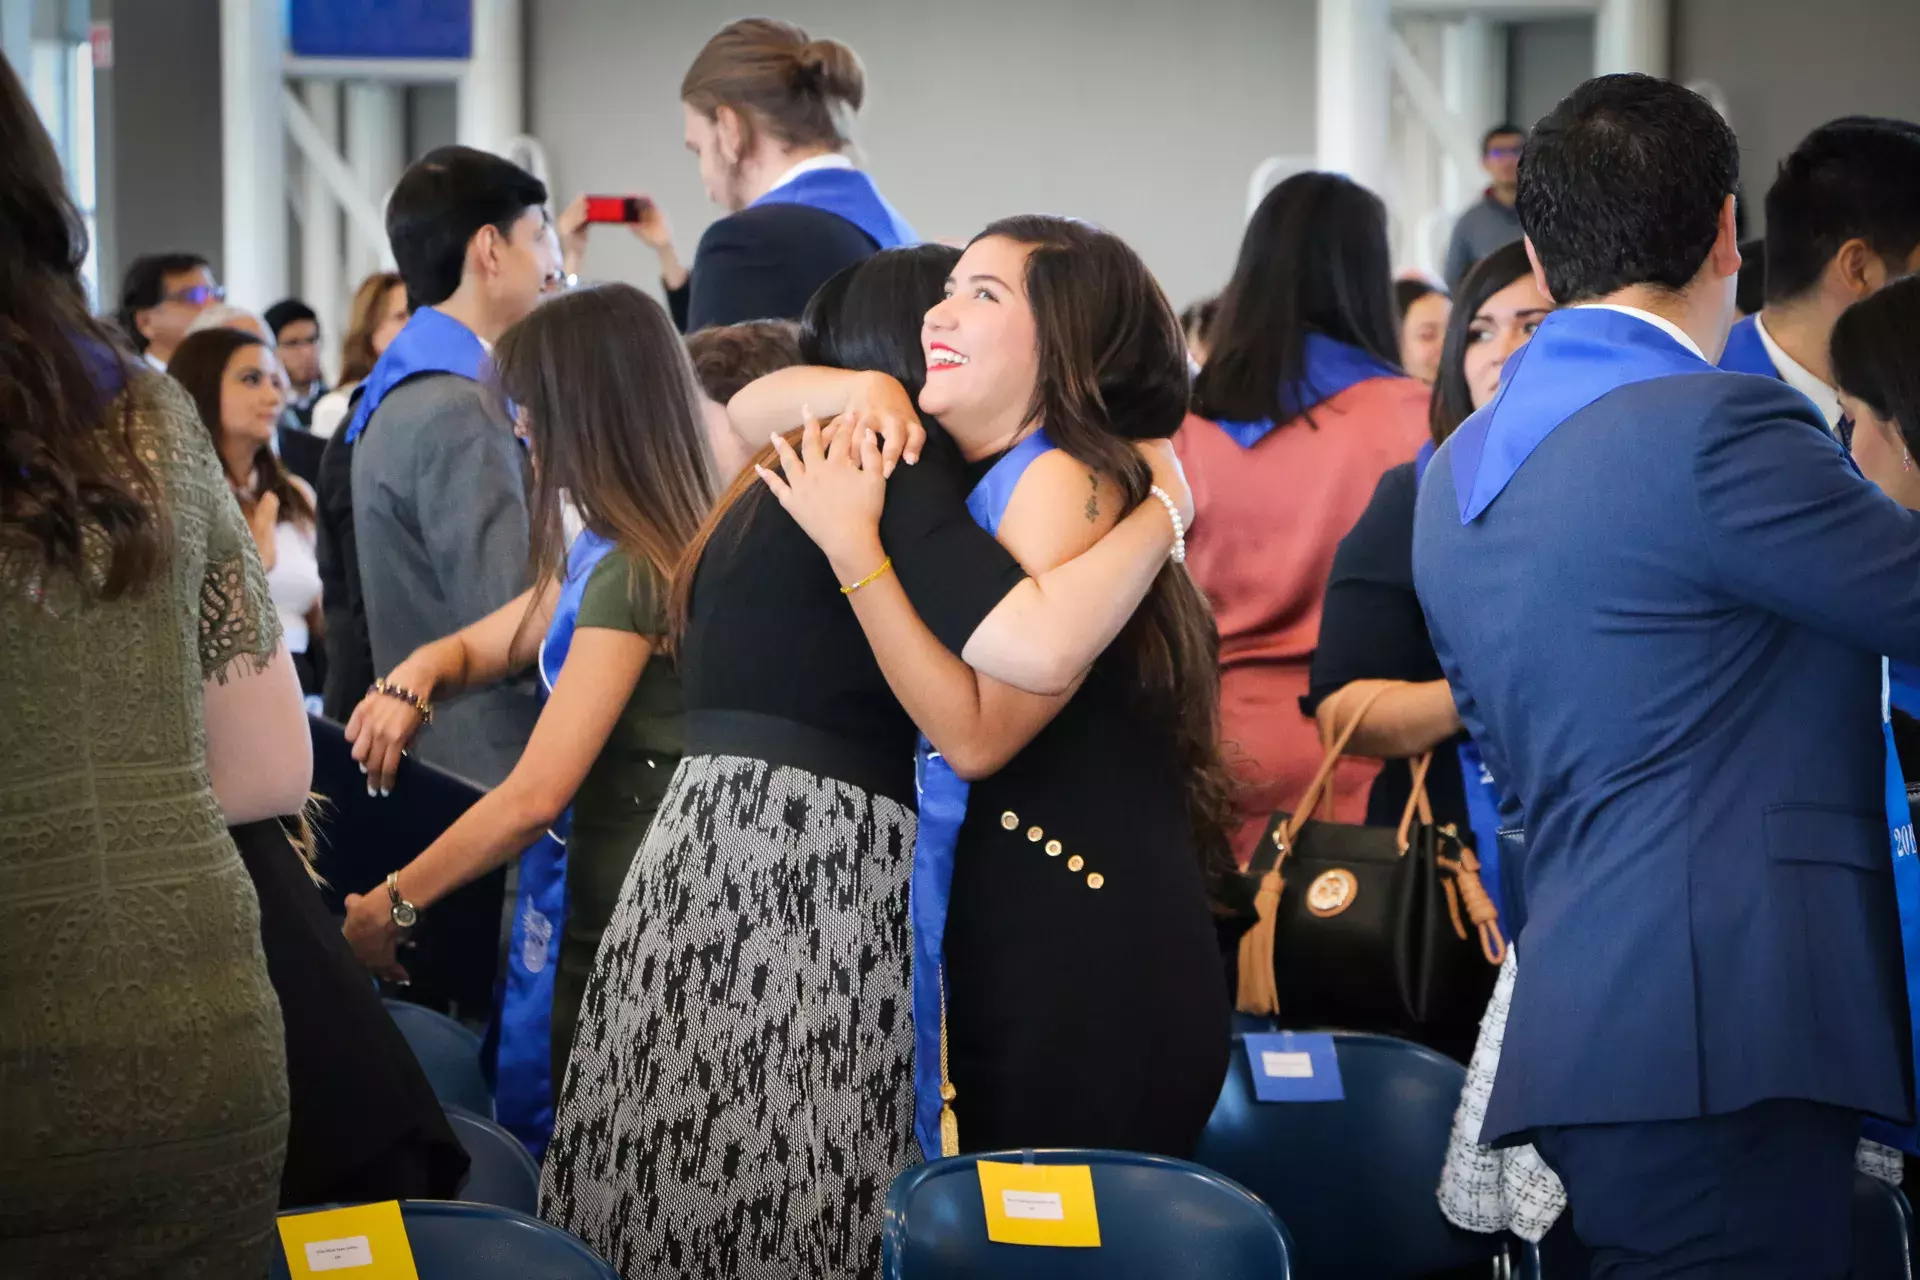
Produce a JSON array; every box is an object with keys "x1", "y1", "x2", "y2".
[{"x1": 654, "y1": 17, "x2": 917, "y2": 332}]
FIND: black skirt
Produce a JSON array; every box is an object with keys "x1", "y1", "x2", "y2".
[
  {"x1": 944, "y1": 672, "x2": 1230, "y2": 1159},
  {"x1": 229, "y1": 819, "x2": 469, "y2": 1207}
]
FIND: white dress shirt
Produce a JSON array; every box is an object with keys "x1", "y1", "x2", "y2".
[{"x1": 1753, "y1": 312, "x2": 1843, "y2": 430}]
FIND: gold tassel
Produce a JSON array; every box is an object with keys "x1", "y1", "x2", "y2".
[
  {"x1": 1235, "y1": 866, "x2": 1284, "y2": 1016},
  {"x1": 938, "y1": 970, "x2": 960, "y2": 1157}
]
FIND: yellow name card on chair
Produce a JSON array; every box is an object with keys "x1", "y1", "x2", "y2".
[
  {"x1": 277, "y1": 1201, "x2": 419, "y2": 1279},
  {"x1": 976, "y1": 1161, "x2": 1102, "y2": 1247}
]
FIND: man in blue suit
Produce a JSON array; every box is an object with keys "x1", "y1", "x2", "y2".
[
  {"x1": 1720, "y1": 118, "x2": 1920, "y2": 431},
  {"x1": 1415, "y1": 74, "x2": 1920, "y2": 1275}
]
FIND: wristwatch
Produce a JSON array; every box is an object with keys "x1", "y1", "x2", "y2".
[{"x1": 386, "y1": 871, "x2": 419, "y2": 929}]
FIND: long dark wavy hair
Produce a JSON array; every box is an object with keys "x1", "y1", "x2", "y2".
[
  {"x1": 494, "y1": 283, "x2": 717, "y2": 632},
  {"x1": 1428, "y1": 241, "x2": 1537, "y2": 446},
  {"x1": 168, "y1": 328, "x2": 315, "y2": 527},
  {"x1": 1, "y1": 53, "x2": 161, "y2": 598},
  {"x1": 979, "y1": 214, "x2": 1237, "y2": 874},
  {"x1": 668, "y1": 244, "x2": 960, "y2": 640},
  {"x1": 1193, "y1": 172, "x2": 1402, "y2": 430}
]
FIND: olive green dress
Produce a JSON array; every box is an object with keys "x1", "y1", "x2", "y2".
[
  {"x1": 549, "y1": 547, "x2": 683, "y2": 1085},
  {"x1": 0, "y1": 374, "x2": 291, "y2": 1276}
]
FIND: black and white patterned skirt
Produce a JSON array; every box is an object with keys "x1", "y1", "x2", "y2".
[{"x1": 541, "y1": 753, "x2": 918, "y2": 1280}]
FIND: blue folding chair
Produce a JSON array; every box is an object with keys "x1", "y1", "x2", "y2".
[
  {"x1": 271, "y1": 1201, "x2": 618, "y2": 1279},
  {"x1": 883, "y1": 1148, "x2": 1293, "y2": 1279},
  {"x1": 1852, "y1": 1170, "x2": 1915, "y2": 1280},
  {"x1": 384, "y1": 997, "x2": 494, "y2": 1118},
  {"x1": 1194, "y1": 1030, "x2": 1517, "y2": 1277},
  {"x1": 444, "y1": 1106, "x2": 542, "y2": 1215}
]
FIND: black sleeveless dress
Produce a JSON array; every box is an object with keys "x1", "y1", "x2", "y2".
[{"x1": 941, "y1": 639, "x2": 1230, "y2": 1157}]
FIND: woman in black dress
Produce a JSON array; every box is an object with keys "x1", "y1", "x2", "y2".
[
  {"x1": 540, "y1": 244, "x2": 1192, "y2": 1280},
  {"x1": 1305, "y1": 241, "x2": 1550, "y2": 912},
  {"x1": 753, "y1": 218, "x2": 1232, "y2": 1159}
]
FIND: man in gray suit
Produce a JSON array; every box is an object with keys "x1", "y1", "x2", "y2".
[{"x1": 345, "y1": 146, "x2": 560, "y2": 788}]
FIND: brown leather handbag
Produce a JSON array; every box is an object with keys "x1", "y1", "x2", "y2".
[{"x1": 1236, "y1": 685, "x2": 1506, "y2": 1043}]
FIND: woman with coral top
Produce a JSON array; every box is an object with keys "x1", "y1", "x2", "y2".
[{"x1": 1180, "y1": 172, "x2": 1429, "y2": 862}]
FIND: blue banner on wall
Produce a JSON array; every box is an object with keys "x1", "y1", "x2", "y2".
[{"x1": 289, "y1": 0, "x2": 472, "y2": 60}]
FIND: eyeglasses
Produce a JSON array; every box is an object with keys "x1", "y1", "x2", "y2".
[
  {"x1": 162, "y1": 285, "x2": 226, "y2": 306},
  {"x1": 1486, "y1": 145, "x2": 1523, "y2": 160}
]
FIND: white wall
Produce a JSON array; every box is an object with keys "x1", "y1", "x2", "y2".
[
  {"x1": 525, "y1": 0, "x2": 1318, "y2": 311},
  {"x1": 1673, "y1": 0, "x2": 1920, "y2": 237}
]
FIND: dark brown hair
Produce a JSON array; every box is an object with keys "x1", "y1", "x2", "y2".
[
  {"x1": 686, "y1": 319, "x2": 804, "y2": 404},
  {"x1": 980, "y1": 215, "x2": 1237, "y2": 874},
  {"x1": 339, "y1": 271, "x2": 405, "y2": 385},
  {"x1": 168, "y1": 327, "x2": 315, "y2": 527},
  {"x1": 1833, "y1": 273, "x2": 1920, "y2": 457},
  {"x1": 1, "y1": 54, "x2": 162, "y2": 598},
  {"x1": 667, "y1": 245, "x2": 958, "y2": 643},
  {"x1": 494, "y1": 284, "x2": 717, "y2": 632},
  {"x1": 680, "y1": 18, "x2": 864, "y2": 153},
  {"x1": 1428, "y1": 241, "x2": 1537, "y2": 446},
  {"x1": 1194, "y1": 172, "x2": 1401, "y2": 430}
]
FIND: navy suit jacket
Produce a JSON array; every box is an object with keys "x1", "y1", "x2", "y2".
[{"x1": 1414, "y1": 363, "x2": 1917, "y2": 1143}]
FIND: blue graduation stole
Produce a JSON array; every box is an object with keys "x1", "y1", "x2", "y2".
[
  {"x1": 490, "y1": 529, "x2": 615, "y2": 1158},
  {"x1": 1213, "y1": 332, "x2": 1402, "y2": 448},
  {"x1": 343, "y1": 307, "x2": 490, "y2": 444},
  {"x1": 1866, "y1": 659, "x2": 1920, "y2": 1155},
  {"x1": 1717, "y1": 313, "x2": 1779, "y2": 379},
  {"x1": 1414, "y1": 440, "x2": 1506, "y2": 921},
  {"x1": 910, "y1": 429, "x2": 1054, "y2": 1161},
  {"x1": 751, "y1": 166, "x2": 918, "y2": 249},
  {"x1": 1450, "y1": 307, "x2": 1714, "y2": 524}
]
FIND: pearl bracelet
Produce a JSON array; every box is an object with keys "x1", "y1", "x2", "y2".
[{"x1": 1148, "y1": 485, "x2": 1187, "y2": 564}]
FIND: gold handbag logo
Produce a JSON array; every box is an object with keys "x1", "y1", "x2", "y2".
[{"x1": 1305, "y1": 869, "x2": 1359, "y2": 917}]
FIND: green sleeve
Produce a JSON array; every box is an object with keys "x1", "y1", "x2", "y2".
[{"x1": 575, "y1": 547, "x2": 667, "y2": 638}]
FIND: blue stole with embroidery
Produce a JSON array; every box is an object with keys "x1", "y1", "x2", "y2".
[
  {"x1": 1213, "y1": 332, "x2": 1402, "y2": 448},
  {"x1": 1413, "y1": 440, "x2": 1507, "y2": 921},
  {"x1": 751, "y1": 166, "x2": 918, "y2": 249},
  {"x1": 343, "y1": 307, "x2": 490, "y2": 444},
  {"x1": 1867, "y1": 659, "x2": 1920, "y2": 1155},
  {"x1": 910, "y1": 429, "x2": 1054, "y2": 1162},
  {"x1": 1717, "y1": 313, "x2": 1779, "y2": 379},
  {"x1": 490, "y1": 529, "x2": 614, "y2": 1157}
]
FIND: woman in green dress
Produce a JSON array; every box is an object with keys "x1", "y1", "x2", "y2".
[
  {"x1": 1, "y1": 59, "x2": 309, "y2": 1275},
  {"x1": 340, "y1": 283, "x2": 717, "y2": 1083}
]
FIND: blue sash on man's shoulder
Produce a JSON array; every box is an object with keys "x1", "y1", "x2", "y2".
[
  {"x1": 1717, "y1": 313, "x2": 1779, "y2": 379},
  {"x1": 910, "y1": 430, "x2": 1053, "y2": 1162},
  {"x1": 343, "y1": 307, "x2": 490, "y2": 444},
  {"x1": 751, "y1": 166, "x2": 917, "y2": 250},
  {"x1": 1450, "y1": 307, "x2": 1714, "y2": 524}
]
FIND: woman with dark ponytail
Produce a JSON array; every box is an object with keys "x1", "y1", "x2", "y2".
[{"x1": 643, "y1": 17, "x2": 918, "y2": 332}]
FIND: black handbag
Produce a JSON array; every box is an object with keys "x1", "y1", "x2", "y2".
[{"x1": 1236, "y1": 685, "x2": 1506, "y2": 1043}]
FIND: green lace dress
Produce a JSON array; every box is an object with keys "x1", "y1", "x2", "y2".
[{"x1": 0, "y1": 374, "x2": 291, "y2": 1276}]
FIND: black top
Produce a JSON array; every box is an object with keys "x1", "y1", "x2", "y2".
[
  {"x1": 679, "y1": 425, "x2": 1026, "y2": 801},
  {"x1": 315, "y1": 419, "x2": 373, "y2": 721},
  {"x1": 942, "y1": 457, "x2": 1229, "y2": 1158},
  {"x1": 666, "y1": 202, "x2": 881, "y2": 333},
  {"x1": 1305, "y1": 461, "x2": 1472, "y2": 835}
]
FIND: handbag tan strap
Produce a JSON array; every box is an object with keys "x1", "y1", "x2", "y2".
[
  {"x1": 1401, "y1": 741, "x2": 1508, "y2": 964},
  {"x1": 1235, "y1": 682, "x2": 1394, "y2": 1015}
]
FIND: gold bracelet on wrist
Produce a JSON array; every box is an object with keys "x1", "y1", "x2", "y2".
[
  {"x1": 371, "y1": 678, "x2": 434, "y2": 725},
  {"x1": 839, "y1": 555, "x2": 895, "y2": 596}
]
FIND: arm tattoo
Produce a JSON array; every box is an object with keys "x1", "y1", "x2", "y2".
[{"x1": 1084, "y1": 470, "x2": 1099, "y2": 523}]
